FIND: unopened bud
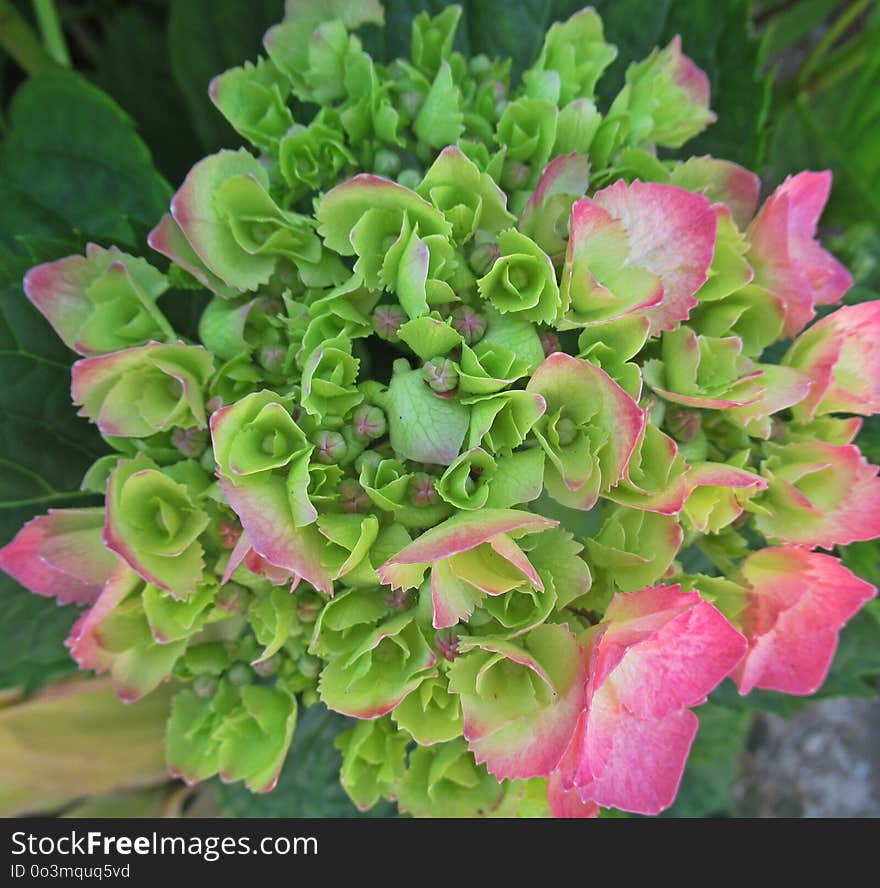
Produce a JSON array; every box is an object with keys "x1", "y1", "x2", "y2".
[
  {"x1": 501, "y1": 159, "x2": 529, "y2": 191},
  {"x1": 351, "y1": 404, "x2": 387, "y2": 442},
  {"x1": 468, "y1": 241, "x2": 500, "y2": 276},
  {"x1": 374, "y1": 149, "x2": 402, "y2": 178},
  {"x1": 556, "y1": 416, "x2": 578, "y2": 447},
  {"x1": 435, "y1": 629, "x2": 459, "y2": 662},
  {"x1": 217, "y1": 582, "x2": 249, "y2": 613},
  {"x1": 172, "y1": 427, "x2": 208, "y2": 458},
  {"x1": 539, "y1": 330, "x2": 561, "y2": 356},
  {"x1": 253, "y1": 655, "x2": 280, "y2": 677},
  {"x1": 451, "y1": 306, "x2": 487, "y2": 344},
  {"x1": 227, "y1": 662, "x2": 255, "y2": 686},
  {"x1": 410, "y1": 472, "x2": 439, "y2": 506},
  {"x1": 355, "y1": 449, "x2": 383, "y2": 474},
  {"x1": 384, "y1": 587, "x2": 411, "y2": 610},
  {"x1": 313, "y1": 430, "x2": 347, "y2": 464},
  {"x1": 193, "y1": 673, "x2": 218, "y2": 698},
  {"x1": 397, "y1": 168, "x2": 422, "y2": 190},
  {"x1": 665, "y1": 407, "x2": 701, "y2": 443},
  {"x1": 339, "y1": 479, "x2": 370, "y2": 513},
  {"x1": 422, "y1": 357, "x2": 459, "y2": 393},
  {"x1": 373, "y1": 304, "x2": 407, "y2": 343},
  {"x1": 298, "y1": 654, "x2": 321, "y2": 679},
  {"x1": 258, "y1": 343, "x2": 287, "y2": 376}
]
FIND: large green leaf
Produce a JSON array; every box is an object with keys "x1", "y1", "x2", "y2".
[
  {"x1": 92, "y1": 5, "x2": 204, "y2": 184},
  {"x1": 0, "y1": 72, "x2": 170, "y2": 251},
  {"x1": 765, "y1": 4, "x2": 880, "y2": 227},
  {"x1": 663, "y1": 701, "x2": 753, "y2": 817},
  {"x1": 0, "y1": 72, "x2": 171, "y2": 693},
  {"x1": 215, "y1": 703, "x2": 395, "y2": 817},
  {"x1": 167, "y1": 0, "x2": 286, "y2": 152}
]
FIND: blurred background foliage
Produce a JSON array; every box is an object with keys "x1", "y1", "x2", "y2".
[{"x1": 0, "y1": 0, "x2": 877, "y2": 818}]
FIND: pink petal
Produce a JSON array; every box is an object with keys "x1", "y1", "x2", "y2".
[
  {"x1": 733, "y1": 547, "x2": 877, "y2": 695},
  {"x1": 547, "y1": 770, "x2": 600, "y2": 818},
  {"x1": 0, "y1": 509, "x2": 117, "y2": 606},
  {"x1": 592, "y1": 180, "x2": 717, "y2": 333}
]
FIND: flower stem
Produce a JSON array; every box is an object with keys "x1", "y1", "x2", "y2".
[
  {"x1": 32, "y1": 0, "x2": 70, "y2": 67},
  {"x1": 0, "y1": 0, "x2": 60, "y2": 73}
]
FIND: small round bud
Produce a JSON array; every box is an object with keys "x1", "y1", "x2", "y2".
[
  {"x1": 410, "y1": 472, "x2": 439, "y2": 507},
  {"x1": 206, "y1": 395, "x2": 224, "y2": 414},
  {"x1": 374, "y1": 149, "x2": 402, "y2": 178},
  {"x1": 468, "y1": 54, "x2": 492, "y2": 76},
  {"x1": 373, "y1": 304, "x2": 407, "y2": 343},
  {"x1": 501, "y1": 159, "x2": 529, "y2": 191},
  {"x1": 193, "y1": 673, "x2": 218, "y2": 698},
  {"x1": 556, "y1": 416, "x2": 578, "y2": 447},
  {"x1": 384, "y1": 587, "x2": 411, "y2": 610},
  {"x1": 296, "y1": 592, "x2": 322, "y2": 624},
  {"x1": 313, "y1": 430, "x2": 347, "y2": 464},
  {"x1": 258, "y1": 344, "x2": 287, "y2": 376},
  {"x1": 171, "y1": 427, "x2": 208, "y2": 459},
  {"x1": 218, "y1": 519, "x2": 240, "y2": 550},
  {"x1": 253, "y1": 655, "x2": 280, "y2": 677},
  {"x1": 435, "y1": 629, "x2": 459, "y2": 662},
  {"x1": 216, "y1": 582, "x2": 249, "y2": 613},
  {"x1": 468, "y1": 241, "x2": 500, "y2": 276},
  {"x1": 339, "y1": 479, "x2": 370, "y2": 513},
  {"x1": 227, "y1": 662, "x2": 255, "y2": 686},
  {"x1": 351, "y1": 404, "x2": 387, "y2": 442},
  {"x1": 400, "y1": 91, "x2": 423, "y2": 118},
  {"x1": 770, "y1": 416, "x2": 786, "y2": 441},
  {"x1": 451, "y1": 306, "x2": 487, "y2": 344},
  {"x1": 539, "y1": 330, "x2": 561, "y2": 356},
  {"x1": 354, "y1": 449, "x2": 383, "y2": 474},
  {"x1": 665, "y1": 407, "x2": 701, "y2": 443},
  {"x1": 297, "y1": 655, "x2": 321, "y2": 679},
  {"x1": 422, "y1": 357, "x2": 459, "y2": 393},
  {"x1": 397, "y1": 168, "x2": 422, "y2": 190}
]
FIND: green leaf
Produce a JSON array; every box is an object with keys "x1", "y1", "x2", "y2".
[
  {"x1": 92, "y1": 6, "x2": 204, "y2": 184},
  {"x1": 214, "y1": 703, "x2": 394, "y2": 817},
  {"x1": 0, "y1": 72, "x2": 171, "y2": 252},
  {"x1": 168, "y1": 0, "x2": 287, "y2": 153},
  {"x1": 663, "y1": 701, "x2": 753, "y2": 818}
]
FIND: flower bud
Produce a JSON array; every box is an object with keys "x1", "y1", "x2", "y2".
[
  {"x1": 313, "y1": 430, "x2": 347, "y2": 464},
  {"x1": 434, "y1": 629, "x2": 459, "y2": 661},
  {"x1": 227, "y1": 662, "x2": 255, "y2": 686},
  {"x1": 665, "y1": 407, "x2": 701, "y2": 443},
  {"x1": 193, "y1": 673, "x2": 218, "y2": 698},
  {"x1": 354, "y1": 449, "x2": 383, "y2": 474},
  {"x1": 397, "y1": 168, "x2": 422, "y2": 190},
  {"x1": 296, "y1": 592, "x2": 322, "y2": 624},
  {"x1": 451, "y1": 306, "x2": 487, "y2": 344},
  {"x1": 297, "y1": 654, "x2": 321, "y2": 679},
  {"x1": 422, "y1": 357, "x2": 459, "y2": 393},
  {"x1": 374, "y1": 149, "x2": 402, "y2": 178},
  {"x1": 384, "y1": 587, "x2": 411, "y2": 610},
  {"x1": 257, "y1": 343, "x2": 287, "y2": 376},
  {"x1": 217, "y1": 582, "x2": 250, "y2": 613},
  {"x1": 539, "y1": 330, "x2": 561, "y2": 356},
  {"x1": 373, "y1": 304, "x2": 407, "y2": 343},
  {"x1": 410, "y1": 472, "x2": 439, "y2": 506},
  {"x1": 253, "y1": 654, "x2": 280, "y2": 677},
  {"x1": 555, "y1": 416, "x2": 578, "y2": 446},
  {"x1": 501, "y1": 159, "x2": 530, "y2": 191},
  {"x1": 351, "y1": 404, "x2": 387, "y2": 442},
  {"x1": 467, "y1": 241, "x2": 500, "y2": 276},
  {"x1": 339, "y1": 479, "x2": 370, "y2": 513},
  {"x1": 171, "y1": 427, "x2": 208, "y2": 458}
]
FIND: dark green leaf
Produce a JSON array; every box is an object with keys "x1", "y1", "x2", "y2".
[
  {"x1": 663, "y1": 701, "x2": 752, "y2": 817},
  {"x1": 92, "y1": 6, "x2": 204, "y2": 184},
  {"x1": 167, "y1": 0, "x2": 286, "y2": 153},
  {"x1": 0, "y1": 72, "x2": 170, "y2": 252}
]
